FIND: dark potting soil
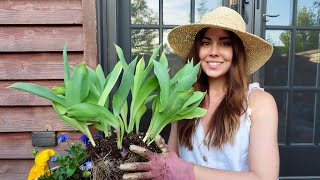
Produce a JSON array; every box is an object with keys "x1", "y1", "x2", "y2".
[{"x1": 86, "y1": 132, "x2": 161, "y2": 180}]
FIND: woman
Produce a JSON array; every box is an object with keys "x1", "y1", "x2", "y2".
[{"x1": 120, "y1": 6, "x2": 279, "y2": 180}]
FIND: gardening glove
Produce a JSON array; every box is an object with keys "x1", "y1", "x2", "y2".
[{"x1": 119, "y1": 135, "x2": 194, "y2": 180}]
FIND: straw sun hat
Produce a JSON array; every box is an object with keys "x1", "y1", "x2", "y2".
[{"x1": 167, "y1": 6, "x2": 273, "y2": 74}]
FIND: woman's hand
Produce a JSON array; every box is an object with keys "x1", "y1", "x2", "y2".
[{"x1": 119, "y1": 135, "x2": 194, "y2": 180}]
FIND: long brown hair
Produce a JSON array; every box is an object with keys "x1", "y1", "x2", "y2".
[{"x1": 178, "y1": 28, "x2": 250, "y2": 149}]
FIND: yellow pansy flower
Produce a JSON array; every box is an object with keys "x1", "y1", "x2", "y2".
[{"x1": 27, "y1": 149, "x2": 56, "y2": 180}]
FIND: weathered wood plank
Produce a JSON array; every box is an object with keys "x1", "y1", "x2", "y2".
[
  {"x1": 0, "y1": 26, "x2": 83, "y2": 52},
  {"x1": 0, "y1": 107, "x2": 75, "y2": 132},
  {"x1": 0, "y1": 132, "x2": 83, "y2": 159},
  {"x1": 0, "y1": 0, "x2": 82, "y2": 24},
  {"x1": 82, "y1": 0, "x2": 98, "y2": 69},
  {"x1": 0, "y1": 80, "x2": 63, "y2": 106},
  {"x1": 0, "y1": 173, "x2": 29, "y2": 180},
  {"x1": 0, "y1": 159, "x2": 33, "y2": 177},
  {"x1": 0, "y1": 53, "x2": 83, "y2": 80}
]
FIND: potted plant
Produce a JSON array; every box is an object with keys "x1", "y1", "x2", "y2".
[{"x1": 10, "y1": 44, "x2": 206, "y2": 179}]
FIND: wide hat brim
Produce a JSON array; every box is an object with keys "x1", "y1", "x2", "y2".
[{"x1": 167, "y1": 17, "x2": 273, "y2": 74}]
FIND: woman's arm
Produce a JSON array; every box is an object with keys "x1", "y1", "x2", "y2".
[
  {"x1": 193, "y1": 90, "x2": 279, "y2": 180},
  {"x1": 168, "y1": 122, "x2": 179, "y2": 154}
]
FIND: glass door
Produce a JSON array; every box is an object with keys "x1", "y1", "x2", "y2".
[
  {"x1": 258, "y1": 0, "x2": 320, "y2": 178},
  {"x1": 99, "y1": 0, "x2": 320, "y2": 178}
]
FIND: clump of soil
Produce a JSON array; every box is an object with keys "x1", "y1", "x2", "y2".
[{"x1": 86, "y1": 132, "x2": 161, "y2": 180}]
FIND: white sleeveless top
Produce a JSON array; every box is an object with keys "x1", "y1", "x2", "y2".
[{"x1": 179, "y1": 83, "x2": 263, "y2": 172}]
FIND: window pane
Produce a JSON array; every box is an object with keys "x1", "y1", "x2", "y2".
[
  {"x1": 290, "y1": 92, "x2": 315, "y2": 143},
  {"x1": 163, "y1": 29, "x2": 174, "y2": 54},
  {"x1": 293, "y1": 30, "x2": 319, "y2": 86},
  {"x1": 167, "y1": 54, "x2": 185, "y2": 78},
  {"x1": 297, "y1": 0, "x2": 320, "y2": 26},
  {"x1": 264, "y1": 30, "x2": 290, "y2": 86},
  {"x1": 131, "y1": 0, "x2": 159, "y2": 25},
  {"x1": 195, "y1": 0, "x2": 220, "y2": 22},
  {"x1": 163, "y1": 0, "x2": 190, "y2": 25},
  {"x1": 163, "y1": 29, "x2": 185, "y2": 77},
  {"x1": 266, "y1": 0, "x2": 293, "y2": 26},
  {"x1": 269, "y1": 91, "x2": 288, "y2": 144},
  {"x1": 131, "y1": 29, "x2": 159, "y2": 57}
]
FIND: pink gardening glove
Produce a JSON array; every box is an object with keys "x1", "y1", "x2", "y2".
[{"x1": 119, "y1": 135, "x2": 194, "y2": 180}]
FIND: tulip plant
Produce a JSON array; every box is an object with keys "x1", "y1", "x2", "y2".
[
  {"x1": 10, "y1": 44, "x2": 206, "y2": 149},
  {"x1": 144, "y1": 58, "x2": 206, "y2": 144}
]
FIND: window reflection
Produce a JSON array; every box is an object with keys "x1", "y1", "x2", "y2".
[
  {"x1": 266, "y1": 0, "x2": 293, "y2": 26},
  {"x1": 293, "y1": 30, "x2": 319, "y2": 86},
  {"x1": 195, "y1": 0, "x2": 220, "y2": 22},
  {"x1": 163, "y1": 29, "x2": 174, "y2": 54},
  {"x1": 131, "y1": 0, "x2": 159, "y2": 25},
  {"x1": 163, "y1": 29, "x2": 185, "y2": 77},
  {"x1": 163, "y1": 0, "x2": 190, "y2": 25},
  {"x1": 264, "y1": 30, "x2": 290, "y2": 86},
  {"x1": 269, "y1": 91, "x2": 288, "y2": 144},
  {"x1": 297, "y1": 0, "x2": 320, "y2": 26},
  {"x1": 290, "y1": 92, "x2": 315, "y2": 143},
  {"x1": 131, "y1": 29, "x2": 159, "y2": 57}
]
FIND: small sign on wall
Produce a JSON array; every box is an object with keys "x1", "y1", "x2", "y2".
[{"x1": 32, "y1": 131, "x2": 57, "y2": 147}]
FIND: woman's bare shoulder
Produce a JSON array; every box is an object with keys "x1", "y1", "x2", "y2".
[
  {"x1": 248, "y1": 89, "x2": 278, "y2": 123},
  {"x1": 249, "y1": 88, "x2": 276, "y2": 107}
]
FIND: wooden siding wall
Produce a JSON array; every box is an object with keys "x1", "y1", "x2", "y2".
[{"x1": 0, "y1": 0, "x2": 97, "y2": 179}]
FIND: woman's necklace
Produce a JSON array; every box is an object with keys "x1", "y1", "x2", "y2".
[
  {"x1": 196, "y1": 137, "x2": 209, "y2": 164},
  {"x1": 195, "y1": 120, "x2": 209, "y2": 164}
]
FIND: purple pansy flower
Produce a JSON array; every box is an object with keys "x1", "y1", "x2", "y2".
[
  {"x1": 50, "y1": 155, "x2": 57, "y2": 162},
  {"x1": 94, "y1": 134, "x2": 103, "y2": 139},
  {"x1": 84, "y1": 161, "x2": 93, "y2": 171},
  {"x1": 80, "y1": 158, "x2": 93, "y2": 171},
  {"x1": 58, "y1": 134, "x2": 70, "y2": 143},
  {"x1": 80, "y1": 134, "x2": 90, "y2": 145}
]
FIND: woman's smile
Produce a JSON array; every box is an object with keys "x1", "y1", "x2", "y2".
[{"x1": 206, "y1": 60, "x2": 224, "y2": 69}]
